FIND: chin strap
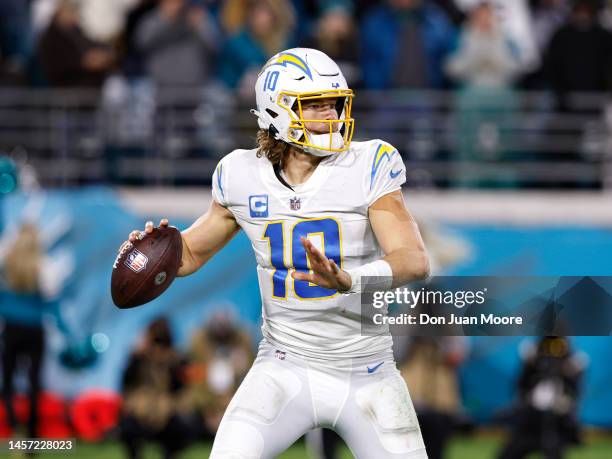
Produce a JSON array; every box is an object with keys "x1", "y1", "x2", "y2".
[
  {"x1": 250, "y1": 110, "x2": 344, "y2": 156},
  {"x1": 302, "y1": 132, "x2": 345, "y2": 157}
]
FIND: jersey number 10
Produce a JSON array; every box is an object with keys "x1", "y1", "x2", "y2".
[{"x1": 263, "y1": 218, "x2": 342, "y2": 300}]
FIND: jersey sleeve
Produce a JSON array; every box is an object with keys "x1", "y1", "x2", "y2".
[
  {"x1": 366, "y1": 141, "x2": 406, "y2": 206},
  {"x1": 211, "y1": 157, "x2": 229, "y2": 207}
]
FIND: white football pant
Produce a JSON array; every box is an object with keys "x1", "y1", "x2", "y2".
[{"x1": 210, "y1": 340, "x2": 428, "y2": 458}]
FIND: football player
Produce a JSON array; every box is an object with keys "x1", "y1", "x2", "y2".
[{"x1": 127, "y1": 48, "x2": 430, "y2": 458}]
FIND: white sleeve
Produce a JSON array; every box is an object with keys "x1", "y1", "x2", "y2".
[
  {"x1": 366, "y1": 142, "x2": 406, "y2": 206},
  {"x1": 211, "y1": 157, "x2": 229, "y2": 207}
]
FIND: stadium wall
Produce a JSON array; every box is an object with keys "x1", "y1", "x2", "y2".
[{"x1": 2, "y1": 187, "x2": 611, "y2": 427}]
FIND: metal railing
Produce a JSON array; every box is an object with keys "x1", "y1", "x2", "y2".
[{"x1": 0, "y1": 85, "x2": 611, "y2": 189}]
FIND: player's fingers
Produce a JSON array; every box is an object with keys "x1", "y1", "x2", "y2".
[
  {"x1": 302, "y1": 238, "x2": 327, "y2": 264},
  {"x1": 118, "y1": 240, "x2": 132, "y2": 253},
  {"x1": 291, "y1": 270, "x2": 314, "y2": 283},
  {"x1": 128, "y1": 230, "x2": 140, "y2": 242},
  {"x1": 145, "y1": 221, "x2": 154, "y2": 233},
  {"x1": 160, "y1": 218, "x2": 169, "y2": 227},
  {"x1": 304, "y1": 249, "x2": 329, "y2": 274},
  {"x1": 329, "y1": 259, "x2": 340, "y2": 274}
]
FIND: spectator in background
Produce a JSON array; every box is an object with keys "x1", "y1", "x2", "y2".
[
  {"x1": 522, "y1": 0, "x2": 570, "y2": 88},
  {"x1": 446, "y1": 1, "x2": 521, "y2": 90},
  {"x1": 361, "y1": 0, "x2": 456, "y2": 89},
  {"x1": 135, "y1": 0, "x2": 219, "y2": 88},
  {"x1": 218, "y1": 0, "x2": 295, "y2": 97},
  {"x1": 0, "y1": 0, "x2": 33, "y2": 85},
  {"x1": 79, "y1": 0, "x2": 140, "y2": 45},
  {"x1": 544, "y1": 0, "x2": 612, "y2": 112},
  {"x1": 0, "y1": 223, "x2": 70, "y2": 439},
  {"x1": 433, "y1": 0, "x2": 467, "y2": 25},
  {"x1": 445, "y1": 1, "x2": 522, "y2": 187},
  {"x1": 497, "y1": 336, "x2": 585, "y2": 459},
  {"x1": 455, "y1": 0, "x2": 539, "y2": 72},
  {"x1": 401, "y1": 337, "x2": 469, "y2": 459},
  {"x1": 119, "y1": 317, "x2": 194, "y2": 459},
  {"x1": 301, "y1": 1, "x2": 361, "y2": 87},
  {"x1": 122, "y1": 0, "x2": 160, "y2": 78},
  {"x1": 37, "y1": 0, "x2": 116, "y2": 87},
  {"x1": 530, "y1": 0, "x2": 570, "y2": 55},
  {"x1": 185, "y1": 311, "x2": 253, "y2": 437}
]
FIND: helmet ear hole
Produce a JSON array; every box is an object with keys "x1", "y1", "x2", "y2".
[{"x1": 266, "y1": 109, "x2": 279, "y2": 118}]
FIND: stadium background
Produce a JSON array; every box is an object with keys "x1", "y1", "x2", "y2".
[{"x1": 1, "y1": 0, "x2": 612, "y2": 457}]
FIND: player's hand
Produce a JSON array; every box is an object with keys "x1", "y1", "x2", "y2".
[
  {"x1": 290, "y1": 237, "x2": 352, "y2": 292},
  {"x1": 119, "y1": 219, "x2": 170, "y2": 256},
  {"x1": 126, "y1": 218, "x2": 169, "y2": 244}
]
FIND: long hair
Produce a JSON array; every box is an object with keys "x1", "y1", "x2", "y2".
[
  {"x1": 255, "y1": 128, "x2": 289, "y2": 166},
  {"x1": 4, "y1": 223, "x2": 41, "y2": 294}
]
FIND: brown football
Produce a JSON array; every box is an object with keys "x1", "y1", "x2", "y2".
[{"x1": 111, "y1": 226, "x2": 183, "y2": 308}]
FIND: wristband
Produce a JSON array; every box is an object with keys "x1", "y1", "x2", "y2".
[{"x1": 344, "y1": 260, "x2": 393, "y2": 294}]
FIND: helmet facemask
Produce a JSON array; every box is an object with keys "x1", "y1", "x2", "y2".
[{"x1": 277, "y1": 89, "x2": 355, "y2": 156}]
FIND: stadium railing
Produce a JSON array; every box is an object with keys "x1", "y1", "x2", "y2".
[{"x1": 0, "y1": 86, "x2": 610, "y2": 189}]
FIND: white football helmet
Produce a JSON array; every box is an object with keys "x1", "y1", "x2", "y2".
[{"x1": 252, "y1": 48, "x2": 355, "y2": 156}]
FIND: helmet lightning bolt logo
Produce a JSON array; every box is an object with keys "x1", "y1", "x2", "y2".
[{"x1": 263, "y1": 53, "x2": 313, "y2": 80}]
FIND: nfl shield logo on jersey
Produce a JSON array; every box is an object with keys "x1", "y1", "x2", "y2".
[
  {"x1": 290, "y1": 197, "x2": 301, "y2": 210},
  {"x1": 275, "y1": 350, "x2": 286, "y2": 360}
]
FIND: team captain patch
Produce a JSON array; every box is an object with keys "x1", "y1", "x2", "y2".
[{"x1": 125, "y1": 249, "x2": 148, "y2": 273}]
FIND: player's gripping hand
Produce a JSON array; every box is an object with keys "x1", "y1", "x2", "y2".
[
  {"x1": 291, "y1": 237, "x2": 352, "y2": 292},
  {"x1": 126, "y1": 218, "x2": 169, "y2": 243},
  {"x1": 120, "y1": 219, "x2": 177, "y2": 260},
  {"x1": 113, "y1": 218, "x2": 183, "y2": 308}
]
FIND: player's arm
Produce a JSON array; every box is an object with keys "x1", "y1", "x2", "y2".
[
  {"x1": 367, "y1": 190, "x2": 430, "y2": 286},
  {"x1": 291, "y1": 190, "x2": 429, "y2": 292},
  {"x1": 128, "y1": 200, "x2": 239, "y2": 277}
]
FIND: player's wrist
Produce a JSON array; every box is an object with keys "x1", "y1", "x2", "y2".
[
  {"x1": 336, "y1": 270, "x2": 352, "y2": 292},
  {"x1": 344, "y1": 260, "x2": 393, "y2": 294}
]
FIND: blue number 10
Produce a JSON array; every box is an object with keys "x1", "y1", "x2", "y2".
[
  {"x1": 263, "y1": 71, "x2": 279, "y2": 92},
  {"x1": 263, "y1": 218, "x2": 342, "y2": 299}
]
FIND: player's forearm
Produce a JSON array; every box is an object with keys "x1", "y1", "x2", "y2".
[
  {"x1": 176, "y1": 202, "x2": 239, "y2": 277},
  {"x1": 383, "y1": 246, "x2": 430, "y2": 287},
  {"x1": 177, "y1": 234, "x2": 224, "y2": 277},
  {"x1": 177, "y1": 236, "x2": 202, "y2": 277}
]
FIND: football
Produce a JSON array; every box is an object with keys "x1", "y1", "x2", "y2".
[{"x1": 111, "y1": 226, "x2": 183, "y2": 308}]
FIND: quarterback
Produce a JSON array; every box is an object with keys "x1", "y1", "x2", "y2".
[{"x1": 128, "y1": 48, "x2": 430, "y2": 458}]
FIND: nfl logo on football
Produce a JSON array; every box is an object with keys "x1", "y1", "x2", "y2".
[
  {"x1": 125, "y1": 249, "x2": 148, "y2": 273},
  {"x1": 290, "y1": 197, "x2": 301, "y2": 210}
]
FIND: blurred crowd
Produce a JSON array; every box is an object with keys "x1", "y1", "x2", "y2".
[
  {"x1": 1, "y1": 0, "x2": 611, "y2": 190},
  {"x1": 0, "y1": 0, "x2": 611, "y2": 99},
  {"x1": 118, "y1": 312, "x2": 253, "y2": 458}
]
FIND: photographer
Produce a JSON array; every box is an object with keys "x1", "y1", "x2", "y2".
[
  {"x1": 135, "y1": 0, "x2": 218, "y2": 88},
  {"x1": 498, "y1": 336, "x2": 585, "y2": 459}
]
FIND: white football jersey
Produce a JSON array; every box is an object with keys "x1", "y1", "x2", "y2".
[{"x1": 211, "y1": 140, "x2": 406, "y2": 361}]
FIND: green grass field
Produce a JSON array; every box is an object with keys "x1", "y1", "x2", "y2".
[{"x1": 2, "y1": 435, "x2": 611, "y2": 458}]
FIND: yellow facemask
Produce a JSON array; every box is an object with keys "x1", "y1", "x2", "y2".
[{"x1": 276, "y1": 89, "x2": 355, "y2": 154}]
